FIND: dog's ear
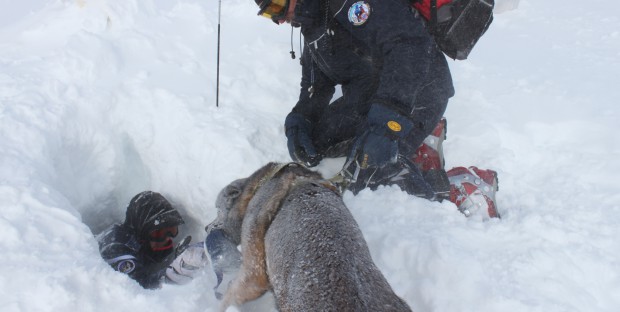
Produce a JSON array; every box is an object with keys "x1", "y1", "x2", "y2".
[
  {"x1": 224, "y1": 185, "x2": 242, "y2": 210},
  {"x1": 216, "y1": 178, "x2": 246, "y2": 213},
  {"x1": 226, "y1": 186, "x2": 241, "y2": 197},
  {"x1": 222, "y1": 179, "x2": 246, "y2": 210}
]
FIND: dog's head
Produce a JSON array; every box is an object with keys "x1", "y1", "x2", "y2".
[
  {"x1": 206, "y1": 162, "x2": 327, "y2": 245},
  {"x1": 207, "y1": 163, "x2": 282, "y2": 245}
]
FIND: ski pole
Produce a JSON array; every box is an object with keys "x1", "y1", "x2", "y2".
[{"x1": 216, "y1": 0, "x2": 222, "y2": 107}]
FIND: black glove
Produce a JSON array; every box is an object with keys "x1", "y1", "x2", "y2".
[
  {"x1": 284, "y1": 113, "x2": 322, "y2": 167},
  {"x1": 348, "y1": 104, "x2": 414, "y2": 169}
]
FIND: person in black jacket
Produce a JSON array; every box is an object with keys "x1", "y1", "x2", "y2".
[
  {"x1": 97, "y1": 191, "x2": 208, "y2": 289},
  {"x1": 255, "y1": 0, "x2": 455, "y2": 199}
]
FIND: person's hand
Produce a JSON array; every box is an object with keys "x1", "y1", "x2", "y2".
[
  {"x1": 349, "y1": 129, "x2": 398, "y2": 169},
  {"x1": 348, "y1": 104, "x2": 414, "y2": 169},
  {"x1": 165, "y1": 244, "x2": 208, "y2": 285},
  {"x1": 285, "y1": 113, "x2": 322, "y2": 167}
]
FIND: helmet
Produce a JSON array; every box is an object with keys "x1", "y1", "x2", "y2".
[{"x1": 124, "y1": 191, "x2": 184, "y2": 240}]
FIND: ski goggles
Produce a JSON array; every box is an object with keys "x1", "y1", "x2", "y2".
[
  {"x1": 149, "y1": 226, "x2": 178, "y2": 242},
  {"x1": 257, "y1": 0, "x2": 290, "y2": 22}
]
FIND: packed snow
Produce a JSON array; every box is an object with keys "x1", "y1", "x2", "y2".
[{"x1": 1, "y1": 0, "x2": 619, "y2": 311}]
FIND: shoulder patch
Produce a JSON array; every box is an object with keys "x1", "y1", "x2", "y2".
[
  {"x1": 348, "y1": 1, "x2": 371, "y2": 26},
  {"x1": 116, "y1": 259, "x2": 136, "y2": 274}
]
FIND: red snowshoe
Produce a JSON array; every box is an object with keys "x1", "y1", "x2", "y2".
[{"x1": 447, "y1": 166, "x2": 500, "y2": 219}]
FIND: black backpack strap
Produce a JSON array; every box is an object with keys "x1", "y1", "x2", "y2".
[{"x1": 429, "y1": 0, "x2": 437, "y2": 33}]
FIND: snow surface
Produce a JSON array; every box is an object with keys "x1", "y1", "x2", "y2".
[{"x1": 1, "y1": 0, "x2": 619, "y2": 311}]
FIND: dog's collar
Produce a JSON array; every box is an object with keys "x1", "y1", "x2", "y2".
[
  {"x1": 259, "y1": 162, "x2": 340, "y2": 195},
  {"x1": 258, "y1": 162, "x2": 300, "y2": 186}
]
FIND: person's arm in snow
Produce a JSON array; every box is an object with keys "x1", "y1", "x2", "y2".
[
  {"x1": 102, "y1": 244, "x2": 165, "y2": 289},
  {"x1": 164, "y1": 243, "x2": 209, "y2": 285}
]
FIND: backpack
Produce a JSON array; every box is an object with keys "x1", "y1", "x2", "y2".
[{"x1": 411, "y1": 0, "x2": 495, "y2": 60}]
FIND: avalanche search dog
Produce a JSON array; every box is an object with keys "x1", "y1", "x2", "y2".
[{"x1": 210, "y1": 162, "x2": 412, "y2": 312}]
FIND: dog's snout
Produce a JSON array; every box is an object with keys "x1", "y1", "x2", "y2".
[{"x1": 205, "y1": 220, "x2": 223, "y2": 234}]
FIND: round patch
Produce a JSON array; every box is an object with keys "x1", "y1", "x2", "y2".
[
  {"x1": 387, "y1": 121, "x2": 402, "y2": 132},
  {"x1": 348, "y1": 1, "x2": 371, "y2": 26},
  {"x1": 117, "y1": 259, "x2": 136, "y2": 274}
]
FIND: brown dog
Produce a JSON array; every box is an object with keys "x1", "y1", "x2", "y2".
[{"x1": 211, "y1": 162, "x2": 412, "y2": 312}]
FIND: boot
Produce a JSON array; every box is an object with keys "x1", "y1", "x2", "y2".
[
  {"x1": 447, "y1": 166, "x2": 500, "y2": 219},
  {"x1": 411, "y1": 117, "x2": 451, "y2": 200}
]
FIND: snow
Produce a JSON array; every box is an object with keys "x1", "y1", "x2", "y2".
[{"x1": 1, "y1": 0, "x2": 619, "y2": 311}]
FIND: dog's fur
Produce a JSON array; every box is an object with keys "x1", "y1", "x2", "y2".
[{"x1": 212, "y1": 162, "x2": 412, "y2": 312}]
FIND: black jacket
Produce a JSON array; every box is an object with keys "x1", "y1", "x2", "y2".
[
  {"x1": 97, "y1": 223, "x2": 171, "y2": 289},
  {"x1": 291, "y1": 0, "x2": 454, "y2": 128}
]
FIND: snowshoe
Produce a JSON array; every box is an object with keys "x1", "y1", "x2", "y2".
[{"x1": 447, "y1": 166, "x2": 500, "y2": 219}]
